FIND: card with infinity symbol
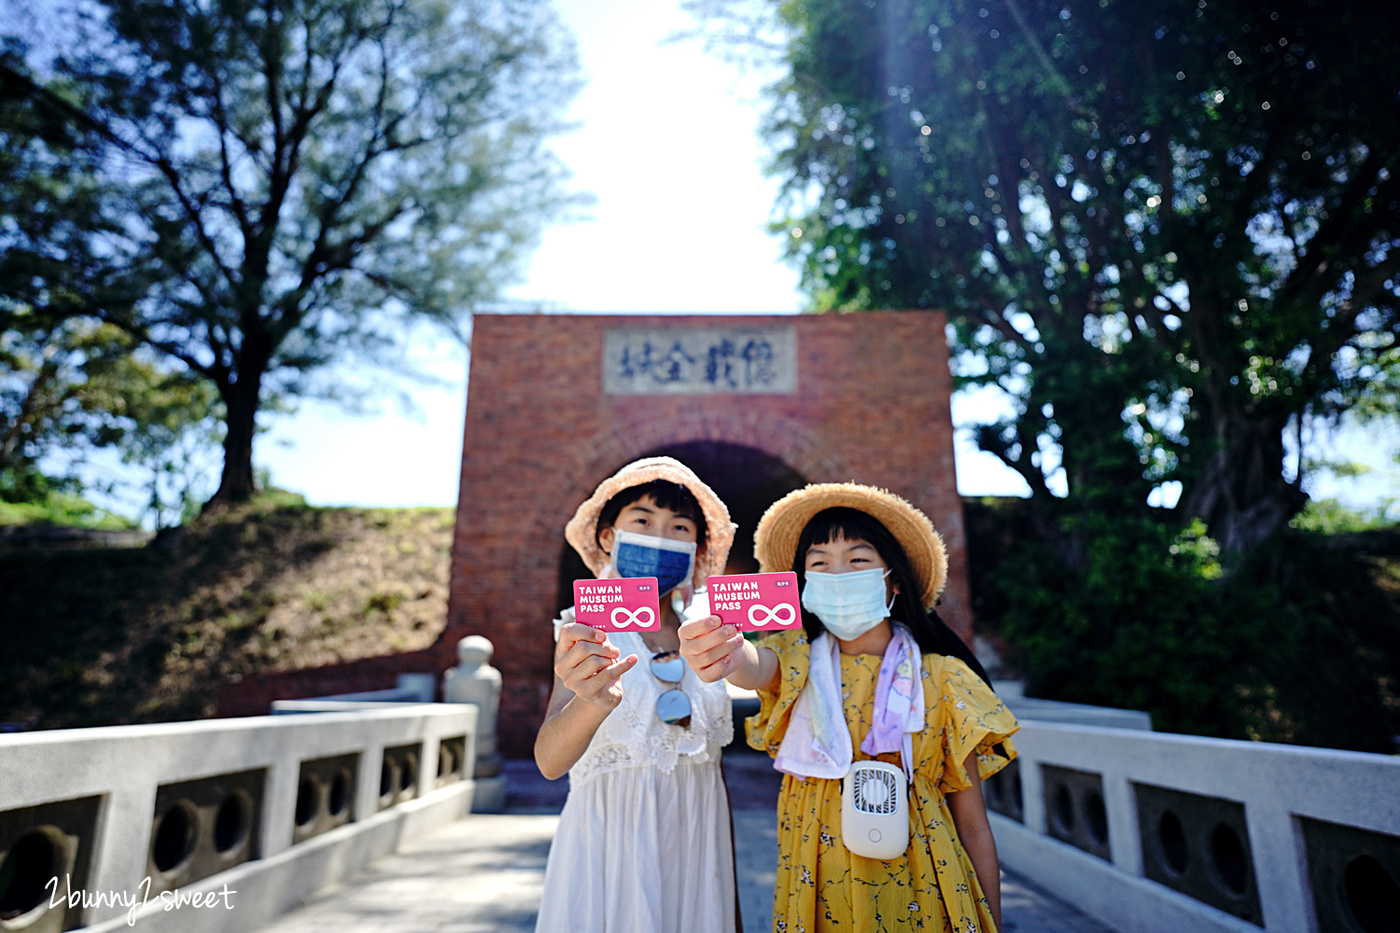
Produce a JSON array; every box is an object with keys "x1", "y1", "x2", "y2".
[
  {"x1": 573, "y1": 577, "x2": 661, "y2": 632},
  {"x1": 706, "y1": 572, "x2": 802, "y2": 631}
]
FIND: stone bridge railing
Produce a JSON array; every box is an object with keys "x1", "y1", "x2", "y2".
[
  {"x1": 984, "y1": 717, "x2": 1400, "y2": 933},
  {"x1": 0, "y1": 703, "x2": 476, "y2": 933}
]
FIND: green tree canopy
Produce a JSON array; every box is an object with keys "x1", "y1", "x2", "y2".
[
  {"x1": 2, "y1": 39, "x2": 221, "y2": 524},
  {"x1": 2, "y1": 0, "x2": 584, "y2": 505},
  {"x1": 697, "y1": 0, "x2": 1400, "y2": 560}
]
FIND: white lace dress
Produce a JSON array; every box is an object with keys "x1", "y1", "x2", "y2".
[{"x1": 535, "y1": 608, "x2": 737, "y2": 933}]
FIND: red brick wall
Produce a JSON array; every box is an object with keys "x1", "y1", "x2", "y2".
[
  {"x1": 216, "y1": 648, "x2": 440, "y2": 718},
  {"x1": 451, "y1": 312, "x2": 970, "y2": 756}
]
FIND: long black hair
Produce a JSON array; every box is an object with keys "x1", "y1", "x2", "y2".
[{"x1": 792, "y1": 507, "x2": 993, "y2": 687}]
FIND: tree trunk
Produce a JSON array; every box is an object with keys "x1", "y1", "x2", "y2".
[
  {"x1": 206, "y1": 335, "x2": 271, "y2": 508},
  {"x1": 210, "y1": 386, "x2": 258, "y2": 505},
  {"x1": 1179, "y1": 398, "x2": 1308, "y2": 560}
]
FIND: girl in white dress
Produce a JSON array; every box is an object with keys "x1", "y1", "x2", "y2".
[{"x1": 534, "y1": 457, "x2": 740, "y2": 933}]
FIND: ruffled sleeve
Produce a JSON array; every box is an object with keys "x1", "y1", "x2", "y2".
[
  {"x1": 744, "y1": 628, "x2": 810, "y2": 756},
  {"x1": 934, "y1": 655, "x2": 1019, "y2": 795}
]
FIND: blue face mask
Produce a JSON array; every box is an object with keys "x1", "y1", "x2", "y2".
[
  {"x1": 613, "y1": 530, "x2": 697, "y2": 596},
  {"x1": 800, "y1": 568, "x2": 893, "y2": 641}
]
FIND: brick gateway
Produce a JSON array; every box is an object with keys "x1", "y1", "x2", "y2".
[{"x1": 452, "y1": 312, "x2": 970, "y2": 756}]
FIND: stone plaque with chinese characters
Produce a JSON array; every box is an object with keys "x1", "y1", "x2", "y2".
[{"x1": 602, "y1": 326, "x2": 797, "y2": 395}]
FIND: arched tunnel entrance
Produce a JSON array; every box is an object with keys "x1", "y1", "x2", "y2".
[{"x1": 556, "y1": 442, "x2": 808, "y2": 612}]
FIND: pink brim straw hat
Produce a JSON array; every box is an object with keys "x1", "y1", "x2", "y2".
[{"x1": 564, "y1": 457, "x2": 736, "y2": 588}]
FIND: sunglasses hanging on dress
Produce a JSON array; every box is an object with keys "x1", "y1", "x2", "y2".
[{"x1": 650, "y1": 651, "x2": 692, "y2": 728}]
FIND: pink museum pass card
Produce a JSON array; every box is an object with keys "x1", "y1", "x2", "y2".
[
  {"x1": 707, "y1": 572, "x2": 802, "y2": 631},
  {"x1": 573, "y1": 577, "x2": 661, "y2": 632}
]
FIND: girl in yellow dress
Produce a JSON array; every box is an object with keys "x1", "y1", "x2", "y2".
[{"x1": 680, "y1": 483, "x2": 1018, "y2": 933}]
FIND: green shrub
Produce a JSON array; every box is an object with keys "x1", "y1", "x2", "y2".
[
  {"x1": 0, "y1": 493, "x2": 133, "y2": 529},
  {"x1": 990, "y1": 514, "x2": 1399, "y2": 753},
  {"x1": 1290, "y1": 497, "x2": 1393, "y2": 534}
]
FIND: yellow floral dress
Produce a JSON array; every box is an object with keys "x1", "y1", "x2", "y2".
[{"x1": 747, "y1": 629, "x2": 1019, "y2": 933}]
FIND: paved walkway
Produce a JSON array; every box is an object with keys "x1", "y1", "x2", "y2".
[{"x1": 257, "y1": 752, "x2": 1116, "y2": 933}]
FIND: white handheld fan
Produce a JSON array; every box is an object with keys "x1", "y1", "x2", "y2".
[{"x1": 840, "y1": 760, "x2": 909, "y2": 860}]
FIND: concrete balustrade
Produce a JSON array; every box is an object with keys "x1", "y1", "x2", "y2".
[
  {"x1": 4, "y1": 669, "x2": 1396, "y2": 933},
  {"x1": 987, "y1": 720, "x2": 1400, "y2": 933},
  {"x1": 0, "y1": 704, "x2": 476, "y2": 933}
]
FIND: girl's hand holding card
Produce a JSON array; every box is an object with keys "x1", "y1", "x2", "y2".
[
  {"x1": 681, "y1": 572, "x2": 800, "y2": 683},
  {"x1": 677, "y1": 613, "x2": 744, "y2": 684},
  {"x1": 555, "y1": 621, "x2": 636, "y2": 707},
  {"x1": 561, "y1": 578, "x2": 662, "y2": 709}
]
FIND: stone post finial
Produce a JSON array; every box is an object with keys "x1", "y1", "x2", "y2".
[
  {"x1": 443, "y1": 634, "x2": 505, "y2": 812},
  {"x1": 456, "y1": 634, "x2": 493, "y2": 667}
]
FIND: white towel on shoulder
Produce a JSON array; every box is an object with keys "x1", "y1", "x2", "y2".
[{"x1": 773, "y1": 633, "x2": 849, "y2": 779}]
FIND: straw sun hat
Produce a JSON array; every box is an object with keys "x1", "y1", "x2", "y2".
[
  {"x1": 753, "y1": 482, "x2": 948, "y2": 607},
  {"x1": 565, "y1": 457, "x2": 736, "y2": 587}
]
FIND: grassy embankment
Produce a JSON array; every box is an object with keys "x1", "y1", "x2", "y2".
[{"x1": 0, "y1": 494, "x2": 452, "y2": 730}]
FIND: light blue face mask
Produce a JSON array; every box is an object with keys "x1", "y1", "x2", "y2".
[
  {"x1": 613, "y1": 530, "x2": 697, "y2": 596},
  {"x1": 800, "y1": 568, "x2": 893, "y2": 641}
]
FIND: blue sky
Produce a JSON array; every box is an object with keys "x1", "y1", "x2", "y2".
[{"x1": 253, "y1": 0, "x2": 1036, "y2": 509}]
